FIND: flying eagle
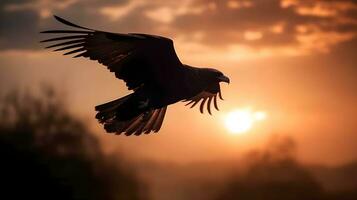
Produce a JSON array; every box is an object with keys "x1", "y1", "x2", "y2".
[{"x1": 40, "y1": 16, "x2": 230, "y2": 136}]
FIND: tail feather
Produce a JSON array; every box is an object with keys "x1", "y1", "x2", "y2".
[
  {"x1": 143, "y1": 110, "x2": 160, "y2": 134},
  {"x1": 95, "y1": 95, "x2": 131, "y2": 111},
  {"x1": 152, "y1": 108, "x2": 167, "y2": 132},
  {"x1": 95, "y1": 95, "x2": 131, "y2": 123},
  {"x1": 95, "y1": 95, "x2": 167, "y2": 135}
]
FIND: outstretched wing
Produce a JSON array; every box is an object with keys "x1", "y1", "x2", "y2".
[
  {"x1": 183, "y1": 90, "x2": 224, "y2": 115},
  {"x1": 40, "y1": 15, "x2": 182, "y2": 91}
]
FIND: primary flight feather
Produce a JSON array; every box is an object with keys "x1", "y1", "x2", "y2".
[{"x1": 41, "y1": 15, "x2": 230, "y2": 136}]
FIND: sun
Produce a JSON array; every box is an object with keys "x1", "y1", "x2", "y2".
[{"x1": 224, "y1": 108, "x2": 267, "y2": 134}]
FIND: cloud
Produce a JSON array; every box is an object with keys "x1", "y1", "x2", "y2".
[
  {"x1": 0, "y1": 8, "x2": 40, "y2": 50},
  {"x1": 244, "y1": 31, "x2": 263, "y2": 41},
  {"x1": 171, "y1": 0, "x2": 357, "y2": 57},
  {"x1": 0, "y1": 0, "x2": 356, "y2": 59},
  {"x1": 2, "y1": 0, "x2": 79, "y2": 18},
  {"x1": 283, "y1": 0, "x2": 357, "y2": 17},
  {"x1": 99, "y1": 0, "x2": 144, "y2": 21},
  {"x1": 143, "y1": 0, "x2": 213, "y2": 24}
]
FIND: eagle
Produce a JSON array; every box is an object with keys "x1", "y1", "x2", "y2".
[{"x1": 41, "y1": 16, "x2": 230, "y2": 136}]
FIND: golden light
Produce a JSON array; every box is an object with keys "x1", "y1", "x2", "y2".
[
  {"x1": 224, "y1": 108, "x2": 267, "y2": 134},
  {"x1": 254, "y1": 111, "x2": 267, "y2": 121}
]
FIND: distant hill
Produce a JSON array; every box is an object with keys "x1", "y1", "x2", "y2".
[
  {"x1": 308, "y1": 161, "x2": 357, "y2": 192},
  {"x1": 137, "y1": 159, "x2": 357, "y2": 200}
]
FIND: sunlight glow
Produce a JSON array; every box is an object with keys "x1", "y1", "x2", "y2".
[
  {"x1": 254, "y1": 111, "x2": 267, "y2": 121},
  {"x1": 224, "y1": 108, "x2": 267, "y2": 134}
]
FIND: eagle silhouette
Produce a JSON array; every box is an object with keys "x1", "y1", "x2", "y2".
[{"x1": 41, "y1": 16, "x2": 230, "y2": 136}]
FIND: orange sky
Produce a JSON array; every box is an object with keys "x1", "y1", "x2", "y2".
[{"x1": 1, "y1": 0, "x2": 357, "y2": 166}]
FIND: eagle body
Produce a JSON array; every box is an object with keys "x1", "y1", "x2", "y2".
[{"x1": 41, "y1": 16, "x2": 230, "y2": 136}]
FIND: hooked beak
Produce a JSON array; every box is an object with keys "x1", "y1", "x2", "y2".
[{"x1": 218, "y1": 75, "x2": 230, "y2": 84}]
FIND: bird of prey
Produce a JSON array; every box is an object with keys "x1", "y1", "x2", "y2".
[{"x1": 40, "y1": 16, "x2": 230, "y2": 136}]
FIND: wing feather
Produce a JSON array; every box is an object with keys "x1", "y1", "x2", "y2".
[
  {"x1": 183, "y1": 91, "x2": 221, "y2": 114},
  {"x1": 53, "y1": 15, "x2": 93, "y2": 30},
  {"x1": 199, "y1": 97, "x2": 208, "y2": 114},
  {"x1": 41, "y1": 15, "x2": 182, "y2": 91},
  {"x1": 40, "y1": 30, "x2": 91, "y2": 34},
  {"x1": 40, "y1": 35, "x2": 86, "y2": 42},
  {"x1": 45, "y1": 39, "x2": 86, "y2": 48},
  {"x1": 207, "y1": 97, "x2": 213, "y2": 115},
  {"x1": 54, "y1": 43, "x2": 84, "y2": 51},
  {"x1": 213, "y1": 95, "x2": 219, "y2": 110},
  {"x1": 63, "y1": 48, "x2": 85, "y2": 55}
]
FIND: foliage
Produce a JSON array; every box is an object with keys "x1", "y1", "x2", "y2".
[{"x1": 0, "y1": 87, "x2": 146, "y2": 200}]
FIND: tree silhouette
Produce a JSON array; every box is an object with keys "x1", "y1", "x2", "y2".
[
  {"x1": 0, "y1": 86, "x2": 147, "y2": 200},
  {"x1": 214, "y1": 136, "x2": 324, "y2": 200},
  {"x1": 210, "y1": 135, "x2": 357, "y2": 200}
]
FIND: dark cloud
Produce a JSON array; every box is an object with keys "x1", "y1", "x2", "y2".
[
  {"x1": 0, "y1": 0, "x2": 356, "y2": 53},
  {"x1": 0, "y1": 0, "x2": 31, "y2": 7},
  {"x1": 0, "y1": 9, "x2": 40, "y2": 50},
  {"x1": 0, "y1": 0, "x2": 159, "y2": 50},
  {"x1": 171, "y1": 0, "x2": 357, "y2": 49}
]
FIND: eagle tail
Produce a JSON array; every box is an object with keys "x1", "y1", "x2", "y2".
[
  {"x1": 94, "y1": 95, "x2": 131, "y2": 122},
  {"x1": 95, "y1": 95, "x2": 167, "y2": 136}
]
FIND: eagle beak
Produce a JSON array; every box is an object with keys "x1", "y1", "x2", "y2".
[{"x1": 218, "y1": 75, "x2": 230, "y2": 84}]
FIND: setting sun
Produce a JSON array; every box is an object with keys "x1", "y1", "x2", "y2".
[{"x1": 224, "y1": 108, "x2": 267, "y2": 134}]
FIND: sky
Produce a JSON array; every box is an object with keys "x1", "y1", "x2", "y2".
[{"x1": 1, "y1": 0, "x2": 357, "y2": 166}]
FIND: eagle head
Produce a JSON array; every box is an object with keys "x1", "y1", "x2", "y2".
[{"x1": 204, "y1": 68, "x2": 230, "y2": 84}]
